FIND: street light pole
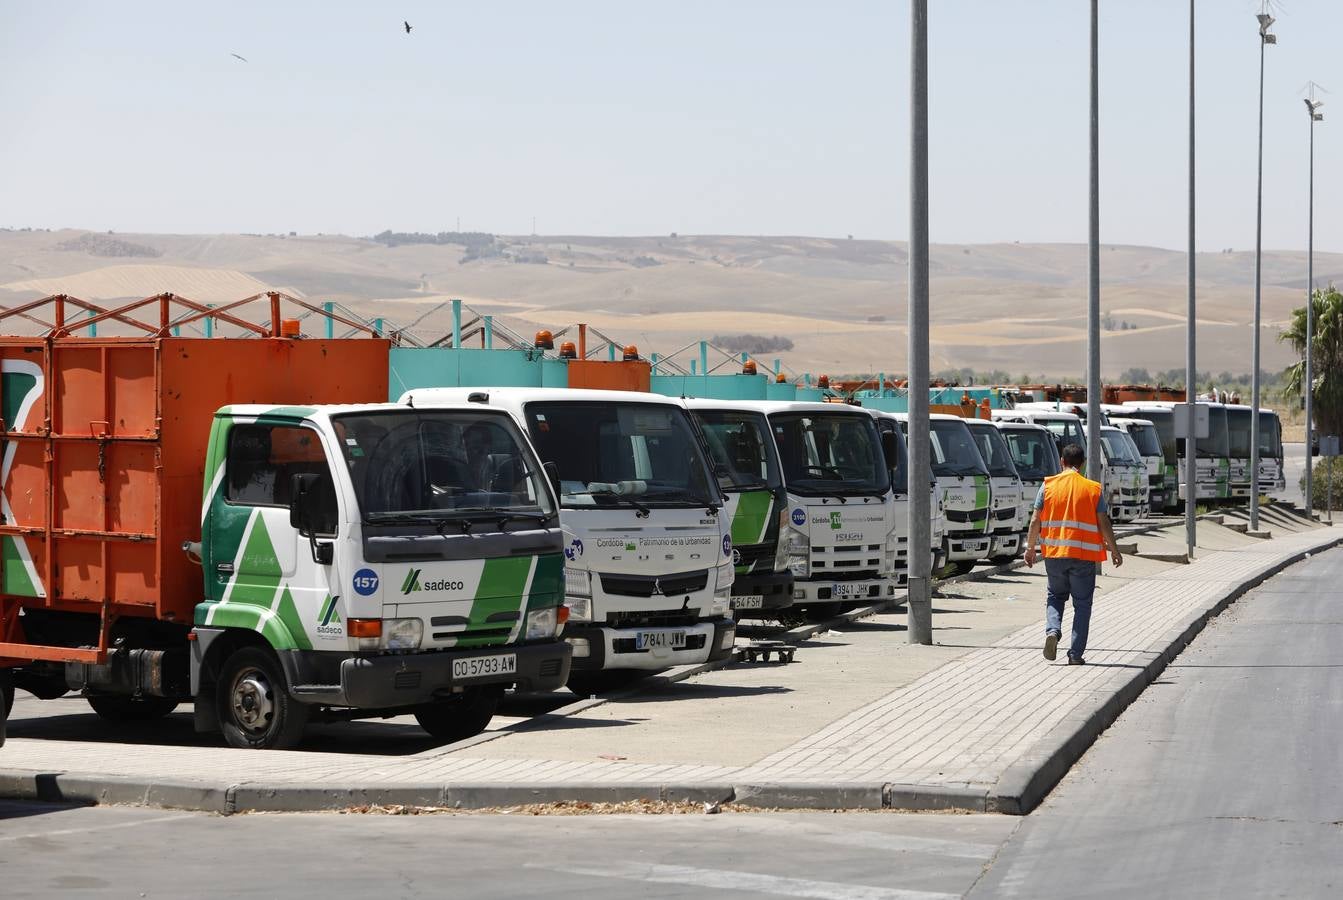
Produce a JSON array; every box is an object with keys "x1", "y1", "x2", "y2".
[
  {"x1": 1185, "y1": 0, "x2": 1196, "y2": 558},
  {"x1": 906, "y1": 0, "x2": 932, "y2": 645},
  {"x1": 1250, "y1": 10, "x2": 1275, "y2": 531},
  {"x1": 1086, "y1": 0, "x2": 1102, "y2": 498},
  {"x1": 1304, "y1": 91, "x2": 1322, "y2": 515}
]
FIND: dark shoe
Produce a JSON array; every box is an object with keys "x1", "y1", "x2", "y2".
[
  {"x1": 1068, "y1": 655, "x2": 1086, "y2": 666},
  {"x1": 1044, "y1": 632, "x2": 1059, "y2": 661}
]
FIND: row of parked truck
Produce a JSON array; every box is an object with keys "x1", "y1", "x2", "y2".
[{"x1": 0, "y1": 317, "x2": 1286, "y2": 750}]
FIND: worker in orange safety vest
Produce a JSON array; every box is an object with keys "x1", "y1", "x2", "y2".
[{"x1": 1024, "y1": 443, "x2": 1123, "y2": 665}]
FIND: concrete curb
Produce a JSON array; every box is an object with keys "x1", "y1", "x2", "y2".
[{"x1": 990, "y1": 530, "x2": 1343, "y2": 815}]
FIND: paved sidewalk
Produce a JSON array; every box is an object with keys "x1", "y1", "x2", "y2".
[{"x1": 2, "y1": 514, "x2": 1336, "y2": 815}]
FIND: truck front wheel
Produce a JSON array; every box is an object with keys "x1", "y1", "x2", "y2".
[
  {"x1": 87, "y1": 695, "x2": 179, "y2": 721},
  {"x1": 413, "y1": 686, "x2": 502, "y2": 743},
  {"x1": 216, "y1": 646, "x2": 309, "y2": 750}
]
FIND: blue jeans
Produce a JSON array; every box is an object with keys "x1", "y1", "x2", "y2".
[{"x1": 1044, "y1": 557, "x2": 1097, "y2": 660}]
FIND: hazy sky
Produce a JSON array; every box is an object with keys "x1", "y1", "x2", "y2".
[{"x1": 1, "y1": 1, "x2": 1338, "y2": 252}]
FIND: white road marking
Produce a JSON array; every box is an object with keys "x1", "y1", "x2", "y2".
[
  {"x1": 532, "y1": 861, "x2": 960, "y2": 900},
  {"x1": 0, "y1": 813, "x2": 193, "y2": 843}
]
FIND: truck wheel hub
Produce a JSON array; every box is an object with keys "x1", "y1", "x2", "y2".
[{"x1": 231, "y1": 672, "x2": 273, "y2": 731}]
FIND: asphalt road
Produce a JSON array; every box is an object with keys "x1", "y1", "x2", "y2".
[{"x1": 971, "y1": 543, "x2": 1343, "y2": 898}]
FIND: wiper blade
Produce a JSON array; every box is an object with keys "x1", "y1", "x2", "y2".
[{"x1": 364, "y1": 511, "x2": 443, "y2": 525}]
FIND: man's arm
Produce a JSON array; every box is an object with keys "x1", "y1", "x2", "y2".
[
  {"x1": 1097, "y1": 511, "x2": 1123, "y2": 567},
  {"x1": 1024, "y1": 511, "x2": 1042, "y2": 567}
]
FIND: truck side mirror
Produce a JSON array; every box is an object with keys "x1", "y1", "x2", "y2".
[
  {"x1": 290, "y1": 474, "x2": 335, "y2": 565},
  {"x1": 542, "y1": 461, "x2": 562, "y2": 498}
]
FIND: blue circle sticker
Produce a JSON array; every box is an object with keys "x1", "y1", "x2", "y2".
[
  {"x1": 352, "y1": 568, "x2": 380, "y2": 596},
  {"x1": 791, "y1": 507, "x2": 807, "y2": 527},
  {"x1": 722, "y1": 534, "x2": 733, "y2": 557}
]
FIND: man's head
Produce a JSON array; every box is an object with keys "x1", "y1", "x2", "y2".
[{"x1": 1060, "y1": 443, "x2": 1086, "y2": 470}]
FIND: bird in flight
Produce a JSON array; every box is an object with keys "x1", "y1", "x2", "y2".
[
  {"x1": 404, "y1": 21, "x2": 412, "y2": 33},
  {"x1": 231, "y1": 53, "x2": 248, "y2": 62}
]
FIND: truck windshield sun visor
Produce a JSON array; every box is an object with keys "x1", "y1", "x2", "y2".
[
  {"x1": 333, "y1": 410, "x2": 556, "y2": 525},
  {"x1": 524, "y1": 401, "x2": 718, "y2": 510},
  {"x1": 770, "y1": 412, "x2": 890, "y2": 497}
]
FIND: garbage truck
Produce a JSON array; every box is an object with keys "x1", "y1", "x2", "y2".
[
  {"x1": 894, "y1": 413, "x2": 992, "y2": 575},
  {"x1": 684, "y1": 399, "x2": 793, "y2": 615},
  {"x1": 0, "y1": 303, "x2": 572, "y2": 750},
  {"x1": 398, "y1": 387, "x2": 736, "y2": 693},
  {"x1": 965, "y1": 418, "x2": 1027, "y2": 565}
]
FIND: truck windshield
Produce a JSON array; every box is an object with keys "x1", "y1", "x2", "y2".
[
  {"x1": 525, "y1": 401, "x2": 717, "y2": 510},
  {"x1": 881, "y1": 420, "x2": 911, "y2": 495},
  {"x1": 770, "y1": 412, "x2": 890, "y2": 497},
  {"x1": 1197, "y1": 407, "x2": 1230, "y2": 458},
  {"x1": 1129, "y1": 408, "x2": 1176, "y2": 464},
  {"x1": 1101, "y1": 430, "x2": 1139, "y2": 465},
  {"x1": 1225, "y1": 407, "x2": 1253, "y2": 459},
  {"x1": 1002, "y1": 428, "x2": 1060, "y2": 480},
  {"x1": 1125, "y1": 422, "x2": 1162, "y2": 458},
  {"x1": 1037, "y1": 417, "x2": 1086, "y2": 453},
  {"x1": 693, "y1": 410, "x2": 781, "y2": 493},
  {"x1": 1259, "y1": 411, "x2": 1282, "y2": 459},
  {"x1": 333, "y1": 410, "x2": 554, "y2": 521},
  {"x1": 929, "y1": 419, "x2": 990, "y2": 477},
  {"x1": 967, "y1": 423, "x2": 1018, "y2": 478}
]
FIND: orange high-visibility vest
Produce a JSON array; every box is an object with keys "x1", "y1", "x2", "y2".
[{"x1": 1038, "y1": 469, "x2": 1107, "y2": 562}]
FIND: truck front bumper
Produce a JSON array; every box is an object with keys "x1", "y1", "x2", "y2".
[
  {"x1": 564, "y1": 618, "x2": 735, "y2": 672},
  {"x1": 792, "y1": 576, "x2": 892, "y2": 605},
  {"x1": 988, "y1": 530, "x2": 1024, "y2": 558},
  {"x1": 281, "y1": 640, "x2": 573, "y2": 708},
  {"x1": 944, "y1": 532, "x2": 991, "y2": 562},
  {"x1": 730, "y1": 570, "x2": 795, "y2": 616}
]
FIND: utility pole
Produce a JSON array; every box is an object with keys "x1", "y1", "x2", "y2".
[
  {"x1": 1086, "y1": 0, "x2": 1102, "y2": 500},
  {"x1": 1304, "y1": 87, "x2": 1323, "y2": 515},
  {"x1": 907, "y1": 0, "x2": 932, "y2": 645},
  {"x1": 1185, "y1": 0, "x2": 1197, "y2": 558},
  {"x1": 1250, "y1": 8, "x2": 1276, "y2": 531}
]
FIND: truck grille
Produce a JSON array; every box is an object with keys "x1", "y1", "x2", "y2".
[
  {"x1": 599, "y1": 569, "x2": 708, "y2": 598},
  {"x1": 993, "y1": 507, "x2": 1015, "y2": 521},
  {"x1": 811, "y1": 543, "x2": 882, "y2": 573},
  {"x1": 607, "y1": 609, "x2": 702, "y2": 628},
  {"x1": 944, "y1": 508, "x2": 988, "y2": 523},
  {"x1": 734, "y1": 542, "x2": 774, "y2": 568}
]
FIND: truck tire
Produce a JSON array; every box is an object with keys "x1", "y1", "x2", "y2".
[
  {"x1": 216, "y1": 646, "x2": 309, "y2": 750},
  {"x1": 1, "y1": 669, "x2": 13, "y2": 719},
  {"x1": 87, "y1": 695, "x2": 179, "y2": 722},
  {"x1": 413, "y1": 686, "x2": 502, "y2": 742}
]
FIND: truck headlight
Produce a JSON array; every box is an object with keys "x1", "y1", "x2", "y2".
[
  {"x1": 526, "y1": 607, "x2": 560, "y2": 640},
  {"x1": 383, "y1": 618, "x2": 423, "y2": 651},
  {"x1": 564, "y1": 567, "x2": 592, "y2": 621},
  {"x1": 565, "y1": 594, "x2": 592, "y2": 622},
  {"x1": 786, "y1": 530, "x2": 809, "y2": 577}
]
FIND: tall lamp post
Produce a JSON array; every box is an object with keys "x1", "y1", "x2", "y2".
[
  {"x1": 1185, "y1": 0, "x2": 1196, "y2": 558},
  {"x1": 1250, "y1": 10, "x2": 1276, "y2": 531},
  {"x1": 1304, "y1": 91, "x2": 1323, "y2": 515},
  {"x1": 1086, "y1": 0, "x2": 1102, "y2": 496},
  {"x1": 907, "y1": 0, "x2": 932, "y2": 645}
]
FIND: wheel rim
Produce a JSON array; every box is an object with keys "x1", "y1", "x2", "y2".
[{"x1": 229, "y1": 669, "x2": 275, "y2": 735}]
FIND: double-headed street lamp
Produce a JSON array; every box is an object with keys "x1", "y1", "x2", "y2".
[
  {"x1": 1304, "y1": 92, "x2": 1323, "y2": 514},
  {"x1": 1250, "y1": 10, "x2": 1275, "y2": 532}
]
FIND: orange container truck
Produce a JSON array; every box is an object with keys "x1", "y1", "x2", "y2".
[{"x1": 0, "y1": 294, "x2": 571, "y2": 748}]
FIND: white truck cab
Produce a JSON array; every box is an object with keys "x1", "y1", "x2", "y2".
[
  {"x1": 756, "y1": 401, "x2": 900, "y2": 608},
  {"x1": 870, "y1": 410, "x2": 945, "y2": 579},
  {"x1": 965, "y1": 418, "x2": 1027, "y2": 564},
  {"x1": 995, "y1": 421, "x2": 1061, "y2": 526},
  {"x1": 896, "y1": 413, "x2": 992, "y2": 573},
  {"x1": 1089, "y1": 424, "x2": 1148, "y2": 522},
  {"x1": 1109, "y1": 416, "x2": 1167, "y2": 510},
  {"x1": 400, "y1": 388, "x2": 736, "y2": 684},
  {"x1": 684, "y1": 399, "x2": 793, "y2": 615}
]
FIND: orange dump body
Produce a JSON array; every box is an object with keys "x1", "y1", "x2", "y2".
[
  {"x1": 0, "y1": 333, "x2": 388, "y2": 665},
  {"x1": 566, "y1": 359, "x2": 651, "y2": 392}
]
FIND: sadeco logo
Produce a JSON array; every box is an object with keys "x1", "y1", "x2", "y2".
[
  {"x1": 791, "y1": 507, "x2": 806, "y2": 527},
  {"x1": 401, "y1": 569, "x2": 466, "y2": 595},
  {"x1": 315, "y1": 596, "x2": 343, "y2": 636},
  {"x1": 829, "y1": 511, "x2": 843, "y2": 530}
]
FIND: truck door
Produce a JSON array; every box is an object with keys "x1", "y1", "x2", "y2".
[{"x1": 207, "y1": 422, "x2": 339, "y2": 648}]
